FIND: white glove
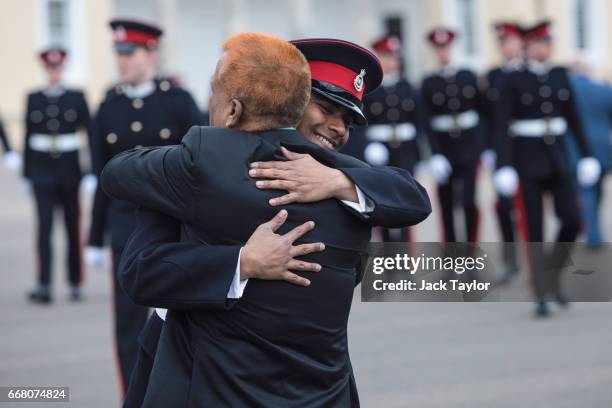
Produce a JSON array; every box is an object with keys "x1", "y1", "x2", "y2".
[
  {"x1": 577, "y1": 157, "x2": 601, "y2": 188},
  {"x1": 19, "y1": 179, "x2": 32, "y2": 195},
  {"x1": 85, "y1": 246, "x2": 109, "y2": 270},
  {"x1": 80, "y1": 174, "x2": 98, "y2": 198},
  {"x1": 3, "y1": 151, "x2": 22, "y2": 173},
  {"x1": 429, "y1": 154, "x2": 452, "y2": 184},
  {"x1": 363, "y1": 142, "x2": 389, "y2": 166},
  {"x1": 493, "y1": 166, "x2": 519, "y2": 197},
  {"x1": 480, "y1": 149, "x2": 496, "y2": 170}
]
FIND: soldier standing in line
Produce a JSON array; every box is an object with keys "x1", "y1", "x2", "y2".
[
  {"x1": 493, "y1": 21, "x2": 601, "y2": 317},
  {"x1": 482, "y1": 22, "x2": 525, "y2": 281},
  {"x1": 359, "y1": 35, "x2": 423, "y2": 242},
  {"x1": 84, "y1": 19, "x2": 206, "y2": 394},
  {"x1": 421, "y1": 28, "x2": 484, "y2": 243},
  {"x1": 23, "y1": 48, "x2": 94, "y2": 304}
]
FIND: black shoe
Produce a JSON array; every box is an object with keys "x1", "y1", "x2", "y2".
[
  {"x1": 69, "y1": 287, "x2": 83, "y2": 302},
  {"x1": 28, "y1": 287, "x2": 52, "y2": 304},
  {"x1": 534, "y1": 301, "x2": 550, "y2": 318},
  {"x1": 499, "y1": 265, "x2": 519, "y2": 284},
  {"x1": 553, "y1": 293, "x2": 569, "y2": 308}
]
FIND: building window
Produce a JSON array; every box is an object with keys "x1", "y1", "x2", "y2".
[
  {"x1": 457, "y1": 0, "x2": 476, "y2": 55},
  {"x1": 47, "y1": 0, "x2": 68, "y2": 46},
  {"x1": 575, "y1": 0, "x2": 589, "y2": 50}
]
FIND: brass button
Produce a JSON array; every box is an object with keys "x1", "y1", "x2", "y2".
[
  {"x1": 106, "y1": 133, "x2": 118, "y2": 144},
  {"x1": 47, "y1": 119, "x2": 60, "y2": 132},
  {"x1": 64, "y1": 109, "x2": 77, "y2": 122},
  {"x1": 131, "y1": 121, "x2": 143, "y2": 132},
  {"x1": 159, "y1": 128, "x2": 171, "y2": 139},
  {"x1": 30, "y1": 110, "x2": 43, "y2": 123},
  {"x1": 46, "y1": 105, "x2": 59, "y2": 117},
  {"x1": 159, "y1": 80, "x2": 171, "y2": 92},
  {"x1": 132, "y1": 98, "x2": 144, "y2": 109}
]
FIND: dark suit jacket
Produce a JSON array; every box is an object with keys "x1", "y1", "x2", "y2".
[
  {"x1": 118, "y1": 149, "x2": 430, "y2": 406},
  {"x1": 102, "y1": 126, "x2": 427, "y2": 407}
]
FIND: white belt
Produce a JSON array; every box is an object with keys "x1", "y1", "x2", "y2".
[
  {"x1": 509, "y1": 117, "x2": 567, "y2": 137},
  {"x1": 430, "y1": 110, "x2": 479, "y2": 132},
  {"x1": 366, "y1": 123, "x2": 416, "y2": 142},
  {"x1": 29, "y1": 133, "x2": 81, "y2": 153}
]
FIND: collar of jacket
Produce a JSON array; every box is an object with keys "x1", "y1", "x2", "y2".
[
  {"x1": 121, "y1": 80, "x2": 156, "y2": 99},
  {"x1": 501, "y1": 59, "x2": 522, "y2": 72},
  {"x1": 526, "y1": 60, "x2": 552, "y2": 75},
  {"x1": 43, "y1": 85, "x2": 65, "y2": 98},
  {"x1": 438, "y1": 64, "x2": 458, "y2": 78}
]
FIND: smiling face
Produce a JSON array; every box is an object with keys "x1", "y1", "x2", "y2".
[{"x1": 297, "y1": 92, "x2": 354, "y2": 150}]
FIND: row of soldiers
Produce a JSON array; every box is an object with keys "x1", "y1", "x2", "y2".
[
  {"x1": 0, "y1": 16, "x2": 606, "y2": 392},
  {"x1": 346, "y1": 20, "x2": 605, "y2": 316}
]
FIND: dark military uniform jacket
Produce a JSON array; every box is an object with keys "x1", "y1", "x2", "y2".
[
  {"x1": 23, "y1": 87, "x2": 92, "y2": 187},
  {"x1": 88, "y1": 78, "x2": 205, "y2": 250},
  {"x1": 361, "y1": 76, "x2": 422, "y2": 171},
  {"x1": 482, "y1": 60, "x2": 522, "y2": 151},
  {"x1": 495, "y1": 61, "x2": 592, "y2": 177},
  {"x1": 421, "y1": 66, "x2": 484, "y2": 165}
]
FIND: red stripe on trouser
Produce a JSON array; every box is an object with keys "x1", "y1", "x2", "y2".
[
  {"x1": 109, "y1": 253, "x2": 126, "y2": 398},
  {"x1": 435, "y1": 185, "x2": 447, "y2": 244},
  {"x1": 513, "y1": 182, "x2": 535, "y2": 289}
]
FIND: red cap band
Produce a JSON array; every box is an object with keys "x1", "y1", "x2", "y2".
[
  {"x1": 309, "y1": 60, "x2": 365, "y2": 100},
  {"x1": 113, "y1": 29, "x2": 159, "y2": 46}
]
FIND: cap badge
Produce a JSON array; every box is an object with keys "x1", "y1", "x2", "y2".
[
  {"x1": 354, "y1": 69, "x2": 366, "y2": 92},
  {"x1": 114, "y1": 26, "x2": 126, "y2": 41}
]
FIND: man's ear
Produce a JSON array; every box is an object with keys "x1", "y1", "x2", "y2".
[{"x1": 225, "y1": 99, "x2": 243, "y2": 128}]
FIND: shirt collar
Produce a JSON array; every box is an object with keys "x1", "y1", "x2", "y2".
[
  {"x1": 526, "y1": 60, "x2": 552, "y2": 75},
  {"x1": 43, "y1": 85, "x2": 65, "y2": 98},
  {"x1": 122, "y1": 80, "x2": 156, "y2": 99}
]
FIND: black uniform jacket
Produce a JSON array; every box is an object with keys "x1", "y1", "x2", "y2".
[
  {"x1": 101, "y1": 126, "x2": 430, "y2": 407},
  {"x1": 495, "y1": 64, "x2": 592, "y2": 177},
  {"x1": 88, "y1": 79, "x2": 205, "y2": 249},
  {"x1": 23, "y1": 89, "x2": 92, "y2": 186},
  {"x1": 421, "y1": 68, "x2": 485, "y2": 165}
]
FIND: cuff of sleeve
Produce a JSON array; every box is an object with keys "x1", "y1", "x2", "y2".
[
  {"x1": 340, "y1": 185, "x2": 374, "y2": 214},
  {"x1": 227, "y1": 247, "x2": 249, "y2": 299}
]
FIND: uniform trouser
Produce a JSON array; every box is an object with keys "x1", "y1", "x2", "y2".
[
  {"x1": 124, "y1": 313, "x2": 163, "y2": 408},
  {"x1": 382, "y1": 227, "x2": 410, "y2": 243},
  {"x1": 517, "y1": 173, "x2": 581, "y2": 300},
  {"x1": 495, "y1": 196, "x2": 518, "y2": 267},
  {"x1": 33, "y1": 183, "x2": 81, "y2": 287},
  {"x1": 112, "y1": 247, "x2": 150, "y2": 394},
  {"x1": 437, "y1": 163, "x2": 479, "y2": 242},
  {"x1": 580, "y1": 174, "x2": 606, "y2": 244}
]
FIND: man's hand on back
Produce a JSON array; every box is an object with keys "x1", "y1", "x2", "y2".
[
  {"x1": 249, "y1": 147, "x2": 358, "y2": 206},
  {"x1": 240, "y1": 209, "x2": 325, "y2": 287}
]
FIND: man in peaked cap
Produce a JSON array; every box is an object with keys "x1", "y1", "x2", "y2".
[
  {"x1": 422, "y1": 27, "x2": 484, "y2": 243},
  {"x1": 23, "y1": 47, "x2": 94, "y2": 304},
  {"x1": 85, "y1": 18, "x2": 206, "y2": 394},
  {"x1": 102, "y1": 35, "x2": 430, "y2": 407},
  {"x1": 351, "y1": 34, "x2": 423, "y2": 243},
  {"x1": 493, "y1": 20, "x2": 601, "y2": 317},
  {"x1": 482, "y1": 21, "x2": 525, "y2": 281}
]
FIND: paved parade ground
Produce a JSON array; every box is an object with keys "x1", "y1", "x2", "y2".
[{"x1": 1, "y1": 166, "x2": 612, "y2": 408}]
